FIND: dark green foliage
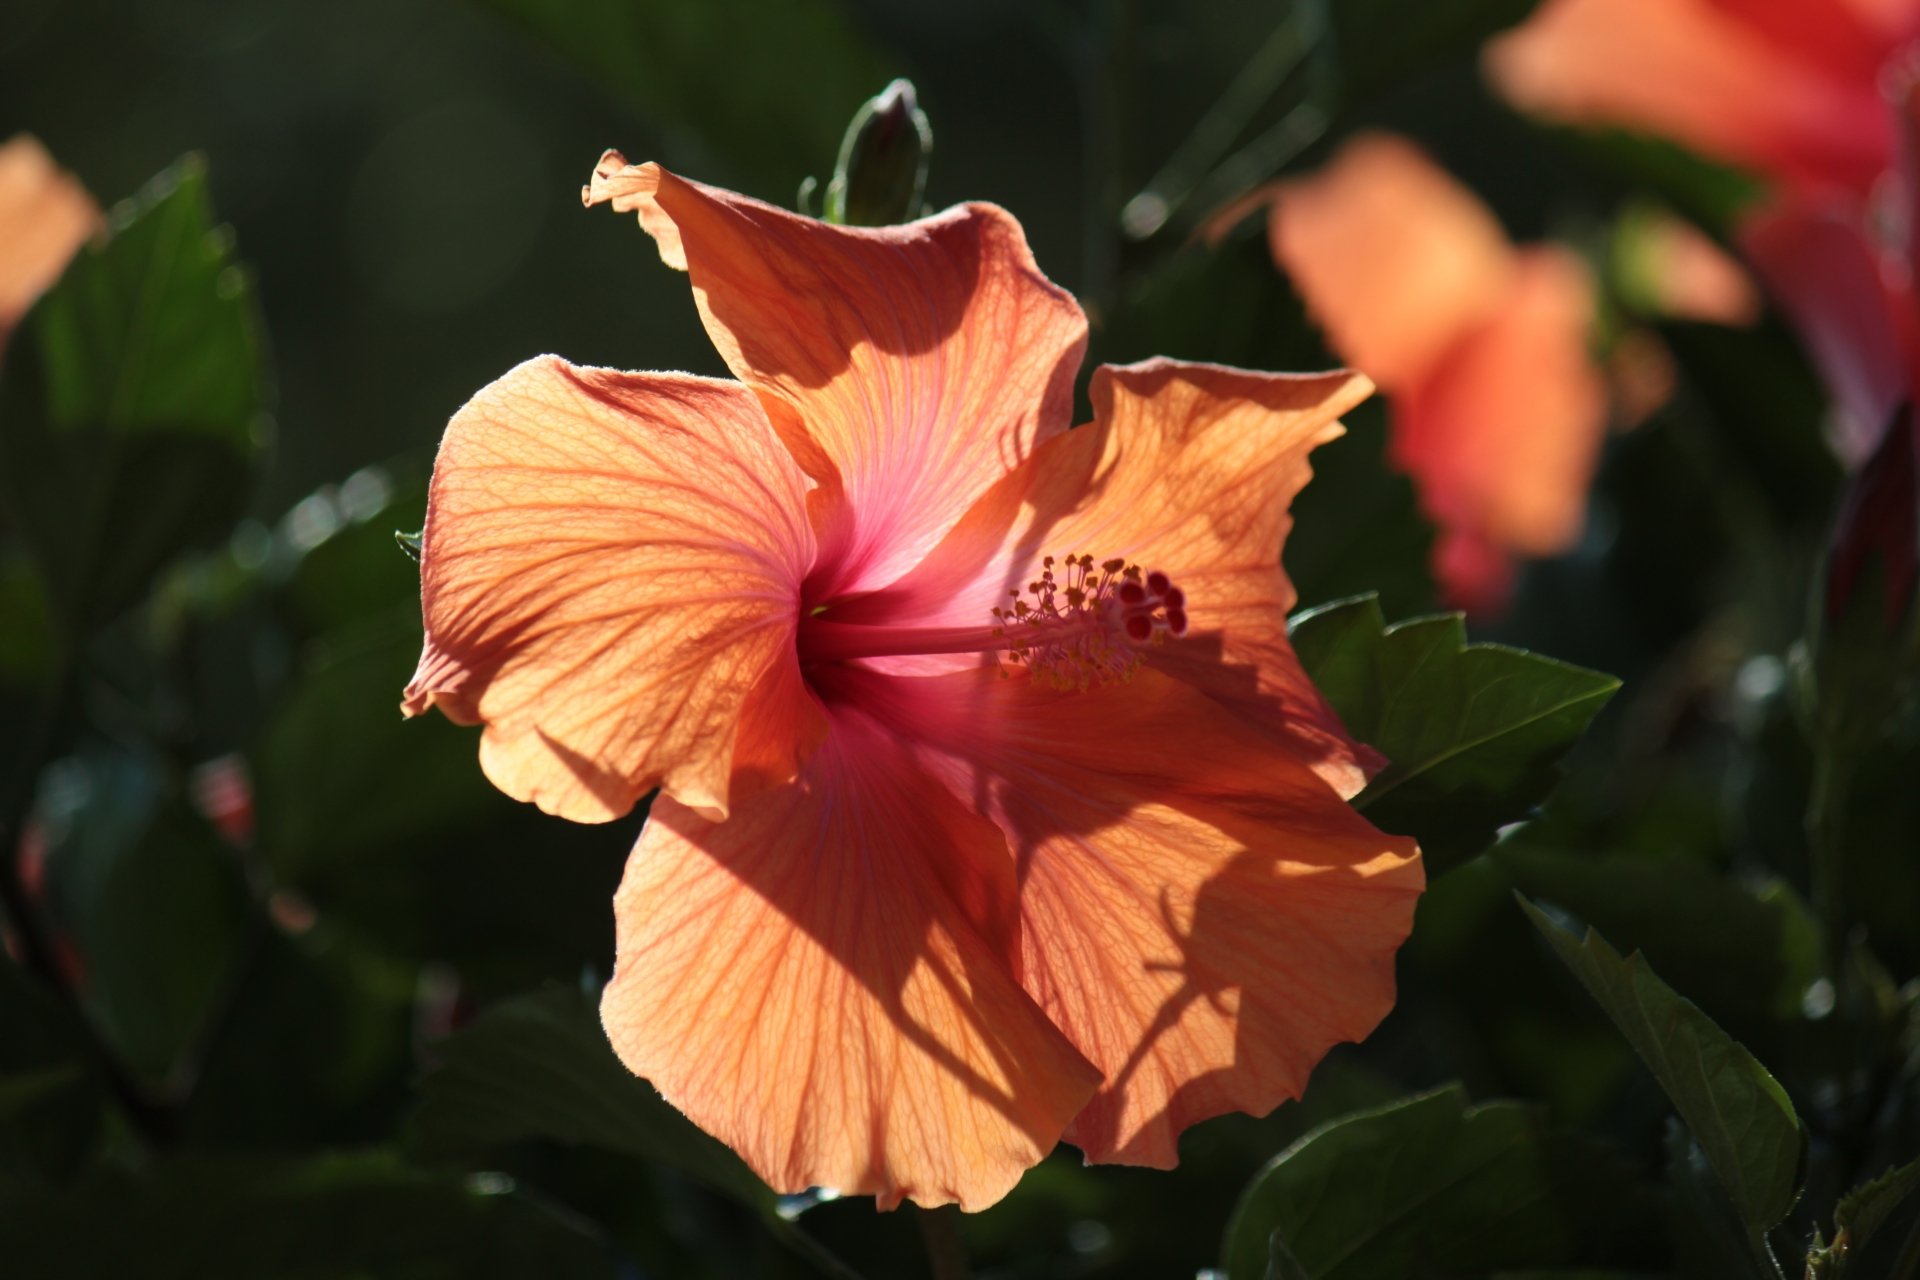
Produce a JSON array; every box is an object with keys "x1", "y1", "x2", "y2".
[
  {"x1": 1, "y1": 2, "x2": 1915, "y2": 1277},
  {"x1": 1321, "y1": 0, "x2": 1543, "y2": 108},
  {"x1": 0, "y1": 956, "x2": 107, "y2": 1179},
  {"x1": 28, "y1": 750, "x2": 251, "y2": 1085},
  {"x1": 1292, "y1": 596, "x2": 1620, "y2": 871},
  {"x1": 0, "y1": 1151, "x2": 615, "y2": 1279},
  {"x1": 1831, "y1": 1156, "x2": 1920, "y2": 1274},
  {"x1": 471, "y1": 0, "x2": 889, "y2": 192},
  {"x1": 1220, "y1": 1085, "x2": 1651, "y2": 1279},
  {"x1": 409, "y1": 986, "x2": 774, "y2": 1214},
  {"x1": 0, "y1": 156, "x2": 266, "y2": 634},
  {"x1": 1521, "y1": 899, "x2": 1804, "y2": 1241}
]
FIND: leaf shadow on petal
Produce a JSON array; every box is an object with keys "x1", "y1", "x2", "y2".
[
  {"x1": 810, "y1": 665, "x2": 1419, "y2": 1170},
  {"x1": 607, "y1": 714, "x2": 1105, "y2": 1207}
]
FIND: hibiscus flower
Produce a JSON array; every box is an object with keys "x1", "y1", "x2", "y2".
[
  {"x1": 402, "y1": 156, "x2": 1423, "y2": 1210},
  {"x1": 1245, "y1": 132, "x2": 1605, "y2": 613},
  {"x1": 1489, "y1": 0, "x2": 1920, "y2": 465},
  {"x1": 1486, "y1": 0, "x2": 1920, "y2": 204},
  {"x1": 0, "y1": 134, "x2": 96, "y2": 354}
]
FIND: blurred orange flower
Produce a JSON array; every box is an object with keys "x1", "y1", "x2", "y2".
[
  {"x1": 1490, "y1": 0, "x2": 1920, "y2": 462},
  {"x1": 401, "y1": 158, "x2": 1423, "y2": 1209},
  {"x1": 1257, "y1": 133, "x2": 1604, "y2": 613},
  {"x1": 0, "y1": 135, "x2": 96, "y2": 352},
  {"x1": 1486, "y1": 0, "x2": 1920, "y2": 202}
]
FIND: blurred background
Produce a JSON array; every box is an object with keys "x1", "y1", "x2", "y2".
[{"x1": 3, "y1": 1, "x2": 1915, "y2": 1277}]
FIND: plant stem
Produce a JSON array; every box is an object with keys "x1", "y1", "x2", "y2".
[
  {"x1": 1119, "y1": 9, "x2": 1317, "y2": 239},
  {"x1": 1804, "y1": 744, "x2": 1855, "y2": 982},
  {"x1": 914, "y1": 1205, "x2": 971, "y2": 1280}
]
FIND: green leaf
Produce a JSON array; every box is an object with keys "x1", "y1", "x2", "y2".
[
  {"x1": 0, "y1": 549, "x2": 56, "y2": 688},
  {"x1": 250, "y1": 621, "x2": 625, "y2": 983},
  {"x1": 407, "y1": 985, "x2": 774, "y2": 1215},
  {"x1": 1290, "y1": 596, "x2": 1620, "y2": 870},
  {"x1": 1495, "y1": 848, "x2": 1820, "y2": 1030},
  {"x1": 0, "y1": 1150, "x2": 613, "y2": 1279},
  {"x1": 0, "y1": 154, "x2": 267, "y2": 632},
  {"x1": 1518, "y1": 897, "x2": 1803, "y2": 1240},
  {"x1": 1221, "y1": 1084, "x2": 1638, "y2": 1280},
  {"x1": 1832, "y1": 1156, "x2": 1920, "y2": 1270},
  {"x1": 1666, "y1": 1122, "x2": 1774, "y2": 1280},
  {"x1": 0, "y1": 955, "x2": 105, "y2": 1178},
  {"x1": 177, "y1": 925, "x2": 416, "y2": 1149},
  {"x1": 470, "y1": 0, "x2": 890, "y2": 192},
  {"x1": 31, "y1": 749, "x2": 250, "y2": 1085},
  {"x1": 1265, "y1": 1236, "x2": 1312, "y2": 1280},
  {"x1": 272, "y1": 465, "x2": 428, "y2": 640}
]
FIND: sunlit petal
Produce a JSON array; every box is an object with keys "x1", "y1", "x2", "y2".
[
  {"x1": 404, "y1": 356, "x2": 815, "y2": 822},
  {"x1": 585, "y1": 155, "x2": 1087, "y2": 597},
  {"x1": 839, "y1": 667, "x2": 1422, "y2": 1168},
  {"x1": 602, "y1": 706, "x2": 1100, "y2": 1211},
  {"x1": 842, "y1": 359, "x2": 1380, "y2": 794}
]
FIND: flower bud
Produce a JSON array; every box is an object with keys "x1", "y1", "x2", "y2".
[{"x1": 824, "y1": 79, "x2": 932, "y2": 227}]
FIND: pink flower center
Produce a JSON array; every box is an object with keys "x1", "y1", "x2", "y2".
[{"x1": 797, "y1": 554, "x2": 1189, "y2": 690}]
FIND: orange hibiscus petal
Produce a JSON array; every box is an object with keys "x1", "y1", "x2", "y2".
[
  {"x1": 1486, "y1": 0, "x2": 1894, "y2": 199},
  {"x1": 403, "y1": 356, "x2": 815, "y2": 823},
  {"x1": 842, "y1": 667, "x2": 1422, "y2": 1168},
  {"x1": 841, "y1": 358, "x2": 1380, "y2": 795},
  {"x1": 0, "y1": 135, "x2": 98, "y2": 345},
  {"x1": 1393, "y1": 246, "x2": 1606, "y2": 561},
  {"x1": 1266, "y1": 132, "x2": 1517, "y2": 389},
  {"x1": 601, "y1": 705, "x2": 1101, "y2": 1211},
  {"x1": 584, "y1": 154, "x2": 1088, "y2": 597}
]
